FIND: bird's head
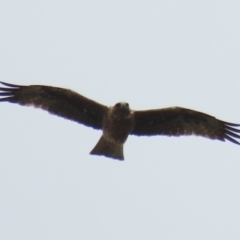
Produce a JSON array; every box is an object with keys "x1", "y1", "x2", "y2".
[{"x1": 111, "y1": 102, "x2": 131, "y2": 118}]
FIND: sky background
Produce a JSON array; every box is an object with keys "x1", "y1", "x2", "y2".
[{"x1": 0, "y1": 1, "x2": 240, "y2": 239}]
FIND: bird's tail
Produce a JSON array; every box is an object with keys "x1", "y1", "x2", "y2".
[{"x1": 90, "y1": 135, "x2": 124, "y2": 160}]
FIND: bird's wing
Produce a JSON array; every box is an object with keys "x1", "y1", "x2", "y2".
[
  {"x1": 131, "y1": 107, "x2": 240, "y2": 144},
  {"x1": 0, "y1": 81, "x2": 108, "y2": 130}
]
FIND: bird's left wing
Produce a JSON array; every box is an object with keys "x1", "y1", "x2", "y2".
[
  {"x1": 131, "y1": 107, "x2": 240, "y2": 144},
  {"x1": 0, "y1": 81, "x2": 108, "y2": 130}
]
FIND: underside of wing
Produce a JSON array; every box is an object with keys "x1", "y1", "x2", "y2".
[
  {"x1": 0, "y1": 81, "x2": 108, "y2": 129},
  {"x1": 131, "y1": 107, "x2": 240, "y2": 145}
]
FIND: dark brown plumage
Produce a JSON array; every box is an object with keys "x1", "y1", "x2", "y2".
[{"x1": 0, "y1": 81, "x2": 239, "y2": 160}]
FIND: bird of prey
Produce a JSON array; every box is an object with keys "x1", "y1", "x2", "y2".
[{"x1": 0, "y1": 81, "x2": 239, "y2": 160}]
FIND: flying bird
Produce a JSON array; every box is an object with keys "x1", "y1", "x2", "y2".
[{"x1": 0, "y1": 81, "x2": 239, "y2": 160}]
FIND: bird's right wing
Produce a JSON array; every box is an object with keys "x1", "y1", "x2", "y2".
[
  {"x1": 131, "y1": 107, "x2": 240, "y2": 144},
  {"x1": 0, "y1": 81, "x2": 108, "y2": 130}
]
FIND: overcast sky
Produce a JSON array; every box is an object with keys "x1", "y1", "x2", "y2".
[{"x1": 0, "y1": 1, "x2": 240, "y2": 239}]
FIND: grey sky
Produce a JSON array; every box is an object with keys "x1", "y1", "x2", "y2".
[{"x1": 0, "y1": 1, "x2": 240, "y2": 239}]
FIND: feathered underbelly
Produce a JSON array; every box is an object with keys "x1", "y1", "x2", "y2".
[{"x1": 103, "y1": 116, "x2": 134, "y2": 145}]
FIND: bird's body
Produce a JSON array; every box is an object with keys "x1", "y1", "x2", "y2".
[
  {"x1": 0, "y1": 81, "x2": 239, "y2": 160},
  {"x1": 91, "y1": 102, "x2": 135, "y2": 160}
]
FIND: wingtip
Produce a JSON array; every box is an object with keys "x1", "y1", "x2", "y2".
[
  {"x1": 0, "y1": 81, "x2": 21, "y2": 88},
  {"x1": 224, "y1": 122, "x2": 240, "y2": 145},
  {"x1": 225, "y1": 135, "x2": 240, "y2": 145},
  {"x1": 223, "y1": 121, "x2": 240, "y2": 127}
]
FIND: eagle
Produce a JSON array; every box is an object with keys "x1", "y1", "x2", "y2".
[{"x1": 0, "y1": 81, "x2": 239, "y2": 160}]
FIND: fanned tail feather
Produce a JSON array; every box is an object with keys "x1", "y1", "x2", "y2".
[{"x1": 90, "y1": 136, "x2": 124, "y2": 160}]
